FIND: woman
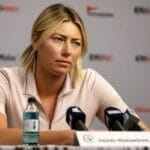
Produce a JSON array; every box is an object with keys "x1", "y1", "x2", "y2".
[{"x1": 0, "y1": 3, "x2": 149, "y2": 145}]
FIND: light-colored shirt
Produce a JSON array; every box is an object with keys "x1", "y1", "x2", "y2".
[{"x1": 0, "y1": 67, "x2": 128, "y2": 131}]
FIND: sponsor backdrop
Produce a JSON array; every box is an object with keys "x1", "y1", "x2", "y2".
[{"x1": 0, "y1": 0, "x2": 150, "y2": 129}]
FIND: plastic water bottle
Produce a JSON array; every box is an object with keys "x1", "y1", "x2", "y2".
[{"x1": 23, "y1": 97, "x2": 40, "y2": 145}]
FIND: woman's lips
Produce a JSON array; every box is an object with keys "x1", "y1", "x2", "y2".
[{"x1": 56, "y1": 60, "x2": 71, "y2": 66}]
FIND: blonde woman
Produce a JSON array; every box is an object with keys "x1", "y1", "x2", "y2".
[{"x1": 0, "y1": 3, "x2": 149, "y2": 145}]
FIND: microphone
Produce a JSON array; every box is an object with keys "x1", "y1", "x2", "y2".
[
  {"x1": 104, "y1": 107, "x2": 125, "y2": 130},
  {"x1": 123, "y1": 109, "x2": 143, "y2": 131},
  {"x1": 66, "y1": 106, "x2": 88, "y2": 130}
]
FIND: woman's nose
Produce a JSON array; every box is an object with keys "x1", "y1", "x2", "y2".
[{"x1": 62, "y1": 42, "x2": 71, "y2": 56}]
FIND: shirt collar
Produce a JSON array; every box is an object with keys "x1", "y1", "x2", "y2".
[
  {"x1": 59, "y1": 74, "x2": 74, "y2": 97},
  {"x1": 23, "y1": 71, "x2": 38, "y2": 98}
]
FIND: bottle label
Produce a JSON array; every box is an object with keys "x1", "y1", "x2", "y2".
[
  {"x1": 23, "y1": 112, "x2": 39, "y2": 132},
  {"x1": 24, "y1": 119, "x2": 39, "y2": 132}
]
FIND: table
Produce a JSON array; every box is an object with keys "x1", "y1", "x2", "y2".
[{"x1": 0, "y1": 145, "x2": 149, "y2": 150}]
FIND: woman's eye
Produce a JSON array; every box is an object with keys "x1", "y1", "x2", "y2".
[
  {"x1": 52, "y1": 37, "x2": 64, "y2": 43},
  {"x1": 72, "y1": 41, "x2": 81, "y2": 47}
]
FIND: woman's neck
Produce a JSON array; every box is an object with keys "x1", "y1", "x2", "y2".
[{"x1": 35, "y1": 70, "x2": 66, "y2": 98}]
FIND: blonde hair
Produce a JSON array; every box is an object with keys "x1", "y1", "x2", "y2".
[{"x1": 21, "y1": 3, "x2": 88, "y2": 83}]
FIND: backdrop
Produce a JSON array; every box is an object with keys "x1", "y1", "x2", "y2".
[{"x1": 0, "y1": 0, "x2": 150, "y2": 129}]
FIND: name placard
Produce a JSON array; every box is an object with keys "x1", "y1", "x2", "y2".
[{"x1": 74, "y1": 131, "x2": 150, "y2": 147}]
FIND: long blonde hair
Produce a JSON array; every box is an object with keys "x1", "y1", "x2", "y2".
[{"x1": 21, "y1": 3, "x2": 88, "y2": 83}]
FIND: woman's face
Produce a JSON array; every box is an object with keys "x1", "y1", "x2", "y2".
[{"x1": 36, "y1": 21, "x2": 82, "y2": 76}]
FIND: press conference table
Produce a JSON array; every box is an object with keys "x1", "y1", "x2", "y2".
[
  {"x1": 0, "y1": 132, "x2": 149, "y2": 150},
  {"x1": 0, "y1": 145, "x2": 149, "y2": 150}
]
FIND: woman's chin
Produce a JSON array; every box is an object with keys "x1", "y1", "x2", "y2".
[{"x1": 53, "y1": 68, "x2": 70, "y2": 76}]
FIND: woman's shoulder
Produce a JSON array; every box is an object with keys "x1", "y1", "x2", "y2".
[
  {"x1": 81, "y1": 68, "x2": 110, "y2": 87},
  {"x1": 83, "y1": 68, "x2": 101, "y2": 79},
  {"x1": 0, "y1": 66, "x2": 25, "y2": 79},
  {"x1": 84, "y1": 68, "x2": 98, "y2": 73},
  {"x1": 80, "y1": 68, "x2": 101, "y2": 85}
]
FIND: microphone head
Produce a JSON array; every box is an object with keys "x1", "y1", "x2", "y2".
[
  {"x1": 66, "y1": 106, "x2": 86, "y2": 129},
  {"x1": 104, "y1": 106, "x2": 124, "y2": 130},
  {"x1": 123, "y1": 109, "x2": 142, "y2": 131}
]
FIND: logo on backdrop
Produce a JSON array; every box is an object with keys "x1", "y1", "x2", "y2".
[
  {"x1": 89, "y1": 54, "x2": 112, "y2": 62},
  {"x1": 135, "y1": 55, "x2": 150, "y2": 62},
  {"x1": 134, "y1": 6, "x2": 150, "y2": 14},
  {"x1": 86, "y1": 5, "x2": 114, "y2": 17},
  {"x1": 135, "y1": 106, "x2": 150, "y2": 113},
  {"x1": 0, "y1": 53, "x2": 16, "y2": 61},
  {"x1": 0, "y1": 4, "x2": 19, "y2": 12}
]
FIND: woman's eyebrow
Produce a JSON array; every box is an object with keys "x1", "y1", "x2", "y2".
[{"x1": 52, "y1": 33, "x2": 82, "y2": 41}]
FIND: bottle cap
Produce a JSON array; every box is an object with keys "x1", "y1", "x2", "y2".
[{"x1": 28, "y1": 97, "x2": 36, "y2": 103}]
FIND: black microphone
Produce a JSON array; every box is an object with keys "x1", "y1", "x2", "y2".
[
  {"x1": 123, "y1": 109, "x2": 143, "y2": 131},
  {"x1": 66, "y1": 106, "x2": 88, "y2": 130},
  {"x1": 104, "y1": 107, "x2": 125, "y2": 130}
]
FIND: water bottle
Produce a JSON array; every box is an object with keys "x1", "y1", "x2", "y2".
[{"x1": 23, "y1": 97, "x2": 40, "y2": 145}]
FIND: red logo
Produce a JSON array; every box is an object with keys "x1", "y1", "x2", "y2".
[
  {"x1": 134, "y1": 6, "x2": 150, "y2": 14},
  {"x1": 86, "y1": 5, "x2": 114, "y2": 17},
  {"x1": 87, "y1": 6, "x2": 99, "y2": 13},
  {"x1": 0, "y1": 4, "x2": 19, "y2": 12},
  {"x1": 89, "y1": 54, "x2": 112, "y2": 62},
  {"x1": 135, "y1": 106, "x2": 150, "y2": 113},
  {"x1": 135, "y1": 55, "x2": 150, "y2": 62}
]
